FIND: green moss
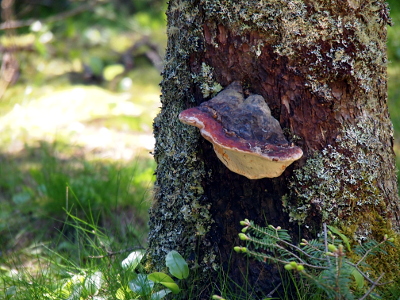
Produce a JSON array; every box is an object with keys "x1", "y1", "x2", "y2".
[{"x1": 342, "y1": 221, "x2": 400, "y2": 295}]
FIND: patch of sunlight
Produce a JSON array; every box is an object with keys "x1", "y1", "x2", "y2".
[
  {"x1": 0, "y1": 33, "x2": 35, "y2": 47},
  {"x1": 388, "y1": 64, "x2": 400, "y2": 78},
  {"x1": 37, "y1": 58, "x2": 76, "y2": 77},
  {"x1": 0, "y1": 85, "x2": 159, "y2": 160}
]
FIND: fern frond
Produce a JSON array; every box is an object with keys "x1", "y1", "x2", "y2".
[{"x1": 235, "y1": 220, "x2": 395, "y2": 300}]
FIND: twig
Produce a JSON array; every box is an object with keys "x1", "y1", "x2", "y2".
[
  {"x1": 356, "y1": 240, "x2": 386, "y2": 267},
  {"x1": 323, "y1": 223, "x2": 332, "y2": 267},
  {"x1": 358, "y1": 272, "x2": 385, "y2": 300},
  {"x1": 247, "y1": 248, "x2": 327, "y2": 270},
  {"x1": 88, "y1": 246, "x2": 144, "y2": 259},
  {"x1": 266, "y1": 282, "x2": 282, "y2": 297},
  {"x1": 0, "y1": 44, "x2": 35, "y2": 53},
  {"x1": 250, "y1": 223, "x2": 326, "y2": 263},
  {"x1": 346, "y1": 261, "x2": 391, "y2": 287}
]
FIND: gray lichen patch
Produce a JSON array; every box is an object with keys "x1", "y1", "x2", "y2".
[
  {"x1": 150, "y1": 95, "x2": 212, "y2": 262},
  {"x1": 201, "y1": 0, "x2": 389, "y2": 95},
  {"x1": 286, "y1": 116, "x2": 392, "y2": 231},
  {"x1": 192, "y1": 63, "x2": 223, "y2": 98},
  {"x1": 148, "y1": 0, "x2": 216, "y2": 270}
]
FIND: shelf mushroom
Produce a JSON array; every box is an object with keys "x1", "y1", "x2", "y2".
[{"x1": 178, "y1": 81, "x2": 303, "y2": 179}]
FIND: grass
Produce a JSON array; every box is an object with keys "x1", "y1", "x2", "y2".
[
  {"x1": 0, "y1": 2, "x2": 164, "y2": 297},
  {"x1": 0, "y1": 111, "x2": 156, "y2": 300},
  {"x1": 0, "y1": 1, "x2": 165, "y2": 299},
  {"x1": 1, "y1": 213, "x2": 143, "y2": 300},
  {"x1": 0, "y1": 62, "x2": 160, "y2": 300}
]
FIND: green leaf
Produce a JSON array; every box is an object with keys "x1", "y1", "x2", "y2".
[
  {"x1": 327, "y1": 225, "x2": 351, "y2": 252},
  {"x1": 165, "y1": 250, "x2": 189, "y2": 279},
  {"x1": 150, "y1": 289, "x2": 171, "y2": 300},
  {"x1": 61, "y1": 274, "x2": 85, "y2": 298},
  {"x1": 5, "y1": 286, "x2": 16, "y2": 297},
  {"x1": 115, "y1": 288, "x2": 125, "y2": 300},
  {"x1": 160, "y1": 281, "x2": 181, "y2": 294},
  {"x1": 148, "y1": 272, "x2": 175, "y2": 283},
  {"x1": 121, "y1": 250, "x2": 145, "y2": 270},
  {"x1": 12, "y1": 191, "x2": 31, "y2": 204},
  {"x1": 66, "y1": 285, "x2": 82, "y2": 300},
  {"x1": 148, "y1": 272, "x2": 181, "y2": 294},
  {"x1": 128, "y1": 274, "x2": 154, "y2": 297},
  {"x1": 351, "y1": 268, "x2": 364, "y2": 290},
  {"x1": 84, "y1": 271, "x2": 103, "y2": 296}
]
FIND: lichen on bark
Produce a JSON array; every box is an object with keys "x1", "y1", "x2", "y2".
[
  {"x1": 148, "y1": 0, "x2": 400, "y2": 297},
  {"x1": 286, "y1": 115, "x2": 397, "y2": 236},
  {"x1": 148, "y1": 0, "x2": 216, "y2": 273}
]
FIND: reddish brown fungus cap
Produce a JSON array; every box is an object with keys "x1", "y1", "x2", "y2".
[{"x1": 179, "y1": 81, "x2": 303, "y2": 179}]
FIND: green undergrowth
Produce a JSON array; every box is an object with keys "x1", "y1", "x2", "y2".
[
  {"x1": 0, "y1": 141, "x2": 155, "y2": 253},
  {"x1": 0, "y1": 208, "x2": 191, "y2": 300},
  {"x1": 0, "y1": 143, "x2": 156, "y2": 299},
  {"x1": 1, "y1": 211, "x2": 144, "y2": 300},
  {"x1": 228, "y1": 220, "x2": 400, "y2": 300}
]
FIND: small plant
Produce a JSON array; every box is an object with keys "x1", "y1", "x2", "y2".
[
  {"x1": 52, "y1": 248, "x2": 190, "y2": 300},
  {"x1": 119, "y1": 249, "x2": 189, "y2": 300},
  {"x1": 234, "y1": 219, "x2": 395, "y2": 300}
]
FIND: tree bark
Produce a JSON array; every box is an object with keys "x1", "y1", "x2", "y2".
[{"x1": 148, "y1": 0, "x2": 400, "y2": 298}]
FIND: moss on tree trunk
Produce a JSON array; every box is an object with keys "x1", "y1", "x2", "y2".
[{"x1": 148, "y1": 0, "x2": 400, "y2": 298}]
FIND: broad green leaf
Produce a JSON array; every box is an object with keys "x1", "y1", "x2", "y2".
[
  {"x1": 115, "y1": 288, "x2": 125, "y2": 300},
  {"x1": 115, "y1": 286, "x2": 132, "y2": 300},
  {"x1": 5, "y1": 286, "x2": 16, "y2": 296},
  {"x1": 148, "y1": 272, "x2": 180, "y2": 294},
  {"x1": 351, "y1": 268, "x2": 364, "y2": 290},
  {"x1": 165, "y1": 250, "x2": 189, "y2": 279},
  {"x1": 66, "y1": 285, "x2": 82, "y2": 300},
  {"x1": 151, "y1": 289, "x2": 171, "y2": 300},
  {"x1": 122, "y1": 250, "x2": 145, "y2": 270},
  {"x1": 61, "y1": 274, "x2": 85, "y2": 298},
  {"x1": 148, "y1": 272, "x2": 175, "y2": 283},
  {"x1": 128, "y1": 274, "x2": 154, "y2": 297},
  {"x1": 84, "y1": 271, "x2": 103, "y2": 296},
  {"x1": 12, "y1": 191, "x2": 31, "y2": 204},
  {"x1": 327, "y1": 225, "x2": 351, "y2": 252},
  {"x1": 159, "y1": 281, "x2": 181, "y2": 294}
]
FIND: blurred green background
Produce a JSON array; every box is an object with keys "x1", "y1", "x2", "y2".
[
  {"x1": 0, "y1": 0, "x2": 400, "y2": 298},
  {"x1": 0, "y1": 0, "x2": 166, "y2": 264}
]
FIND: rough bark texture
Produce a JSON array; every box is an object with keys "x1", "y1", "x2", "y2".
[{"x1": 148, "y1": 0, "x2": 400, "y2": 298}]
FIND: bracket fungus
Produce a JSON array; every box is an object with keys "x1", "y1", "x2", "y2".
[{"x1": 179, "y1": 81, "x2": 303, "y2": 179}]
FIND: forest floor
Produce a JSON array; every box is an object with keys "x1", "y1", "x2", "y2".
[{"x1": 0, "y1": 66, "x2": 161, "y2": 271}]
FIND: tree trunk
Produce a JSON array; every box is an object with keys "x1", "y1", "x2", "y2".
[{"x1": 148, "y1": 0, "x2": 400, "y2": 298}]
